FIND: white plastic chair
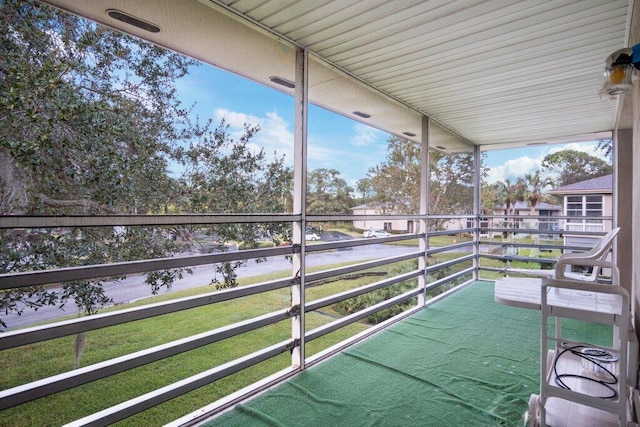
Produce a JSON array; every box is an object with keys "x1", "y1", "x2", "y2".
[{"x1": 554, "y1": 226, "x2": 620, "y2": 283}]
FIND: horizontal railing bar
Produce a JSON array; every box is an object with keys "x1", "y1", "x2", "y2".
[
  {"x1": 304, "y1": 239, "x2": 367, "y2": 252},
  {"x1": 0, "y1": 214, "x2": 612, "y2": 229},
  {"x1": 478, "y1": 267, "x2": 570, "y2": 279},
  {"x1": 4, "y1": 212, "x2": 505, "y2": 230},
  {"x1": 427, "y1": 241, "x2": 474, "y2": 255},
  {"x1": 305, "y1": 288, "x2": 422, "y2": 342},
  {"x1": 425, "y1": 267, "x2": 475, "y2": 292},
  {"x1": 305, "y1": 251, "x2": 423, "y2": 284},
  {"x1": 0, "y1": 309, "x2": 291, "y2": 410},
  {"x1": 480, "y1": 254, "x2": 556, "y2": 264},
  {"x1": 427, "y1": 254, "x2": 475, "y2": 272},
  {"x1": 64, "y1": 339, "x2": 293, "y2": 427},
  {"x1": 305, "y1": 270, "x2": 422, "y2": 312},
  {"x1": 427, "y1": 228, "x2": 474, "y2": 237},
  {"x1": 478, "y1": 266, "x2": 511, "y2": 273},
  {"x1": 480, "y1": 240, "x2": 603, "y2": 253},
  {"x1": 426, "y1": 214, "x2": 472, "y2": 220},
  {"x1": 354, "y1": 233, "x2": 419, "y2": 245},
  {"x1": 0, "y1": 214, "x2": 300, "y2": 229},
  {"x1": 0, "y1": 246, "x2": 293, "y2": 290},
  {"x1": 482, "y1": 215, "x2": 612, "y2": 220},
  {"x1": 479, "y1": 241, "x2": 567, "y2": 250},
  {"x1": 477, "y1": 266, "x2": 558, "y2": 278},
  {"x1": 481, "y1": 228, "x2": 563, "y2": 235},
  {"x1": 480, "y1": 228, "x2": 608, "y2": 236},
  {"x1": 308, "y1": 214, "x2": 424, "y2": 221},
  {"x1": 0, "y1": 277, "x2": 292, "y2": 350},
  {"x1": 305, "y1": 233, "x2": 419, "y2": 253}
]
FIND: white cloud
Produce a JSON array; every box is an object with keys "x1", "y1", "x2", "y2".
[
  {"x1": 350, "y1": 123, "x2": 384, "y2": 147},
  {"x1": 485, "y1": 156, "x2": 540, "y2": 184},
  {"x1": 258, "y1": 111, "x2": 294, "y2": 152},
  {"x1": 212, "y1": 108, "x2": 293, "y2": 162},
  {"x1": 307, "y1": 136, "x2": 338, "y2": 164},
  {"x1": 213, "y1": 108, "x2": 255, "y2": 128}
]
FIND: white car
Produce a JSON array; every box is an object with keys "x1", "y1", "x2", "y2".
[
  {"x1": 364, "y1": 230, "x2": 391, "y2": 238},
  {"x1": 305, "y1": 232, "x2": 320, "y2": 241}
]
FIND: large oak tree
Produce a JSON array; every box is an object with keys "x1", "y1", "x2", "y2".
[
  {"x1": 0, "y1": 0, "x2": 291, "y2": 329},
  {"x1": 359, "y1": 136, "x2": 477, "y2": 230},
  {"x1": 541, "y1": 149, "x2": 612, "y2": 186}
]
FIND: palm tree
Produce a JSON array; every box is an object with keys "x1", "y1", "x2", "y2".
[
  {"x1": 496, "y1": 178, "x2": 523, "y2": 218},
  {"x1": 518, "y1": 170, "x2": 553, "y2": 215},
  {"x1": 491, "y1": 179, "x2": 524, "y2": 237}
]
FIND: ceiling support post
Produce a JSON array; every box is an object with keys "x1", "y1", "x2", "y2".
[
  {"x1": 291, "y1": 46, "x2": 308, "y2": 370},
  {"x1": 419, "y1": 116, "x2": 430, "y2": 306}
]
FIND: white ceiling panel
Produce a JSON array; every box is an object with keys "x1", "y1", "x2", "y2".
[
  {"x1": 215, "y1": 0, "x2": 630, "y2": 148},
  {"x1": 39, "y1": 0, "x2": 633, "y2": 149}
]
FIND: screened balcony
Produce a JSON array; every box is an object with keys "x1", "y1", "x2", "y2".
[{"x1": 1, "y1": 1, "x2": 639, "y2": 426}]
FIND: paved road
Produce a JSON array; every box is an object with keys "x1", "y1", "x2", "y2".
[{"x1": 2, "y1": 242, "x2": 416, "y2": 330}]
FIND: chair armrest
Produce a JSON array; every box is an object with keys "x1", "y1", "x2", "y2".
[
  {"x1": 555, "y1": 259, "x2": 619, "y2": 285},
  {"x1": 555, "y1": 251, "x2": 599, "y2": 263}
]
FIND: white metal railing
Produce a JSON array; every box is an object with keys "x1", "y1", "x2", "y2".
[
  {"x1": 0, "y1": 214, "x2": 475, "y2": 425},
  {"x1": 477, "y1": 214, "x2": 614, "y2": 279},
  {"x1": 2, "y1": 212, "x2": 614, "y2": 424}
]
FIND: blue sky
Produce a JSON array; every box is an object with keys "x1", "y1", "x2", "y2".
[
  {"x1": 483, "y1": 142, "x2": 608, "y2": 184},
  {"x1": 176, "y1": 62, "x2": 609, "y2": 188}
]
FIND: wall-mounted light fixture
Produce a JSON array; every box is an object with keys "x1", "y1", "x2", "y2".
[
  {"x1": 107, "y1": 9, "x2": 160, "y2": 33},
  {"x1": 602, "y1": 43, "x2": 640, "y2": 96},
  {"x1": 269, "y1": 76, "x2": 295, "y2": 89}
]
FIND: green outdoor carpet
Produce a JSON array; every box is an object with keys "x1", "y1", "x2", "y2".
[{"x1": 205, "y1": 281, "x2": 611, "y2": 427}]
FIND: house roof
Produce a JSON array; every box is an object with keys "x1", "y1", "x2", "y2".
[
  {"x1": 548, "y1": 174, "x2": 613, "y2": 194},
  {"x1": 351, "y1": 204, "x2": 373, "y2": 210}
]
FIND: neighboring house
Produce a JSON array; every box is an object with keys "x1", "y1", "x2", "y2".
[
  {"x1": 490, "y1": 201, "x2": 562, "y2": 231},
  {"x1": 444, "y1": 201, "x2": 561, "y2": 238},
  {"x1": 548, "y1": 174, "x2": 613, "y2": 249},
  {"x1": 352, "y1": 201, "x2": 562, "y2": 236},
  {"x1": 492, "y1": 201, "x2": 562, "y2": 218},
  {"x1": 351, "y1": 204, "x2": 418, "y2": 234}
]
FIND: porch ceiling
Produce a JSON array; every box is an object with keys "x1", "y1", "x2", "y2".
[{"x1": 40, "y1": 0, "x2": 633, "y2": 150}]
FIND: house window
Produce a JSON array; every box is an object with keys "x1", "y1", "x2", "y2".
[
  {"x1": 538, "y1": 210, "x2": 559, "y2": 232},
  {"x1": 566, "y1": 195, "x2": 603, "y2": 220},
  {"x1": 565, "y1": 195, "x2": 604, "y2": 231},
  {"x1": 383, "y1": 222, "x2": 392, "y2": 231},
  {"x1": 466, "y1": 217, "x2": 488, "y2": 229},
  {"x1": 585, "y1": 195, "x2": 603, "y2": 219},
  {"x1": 566, "y1": 196, "x2": 582, "y2": 219}
]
